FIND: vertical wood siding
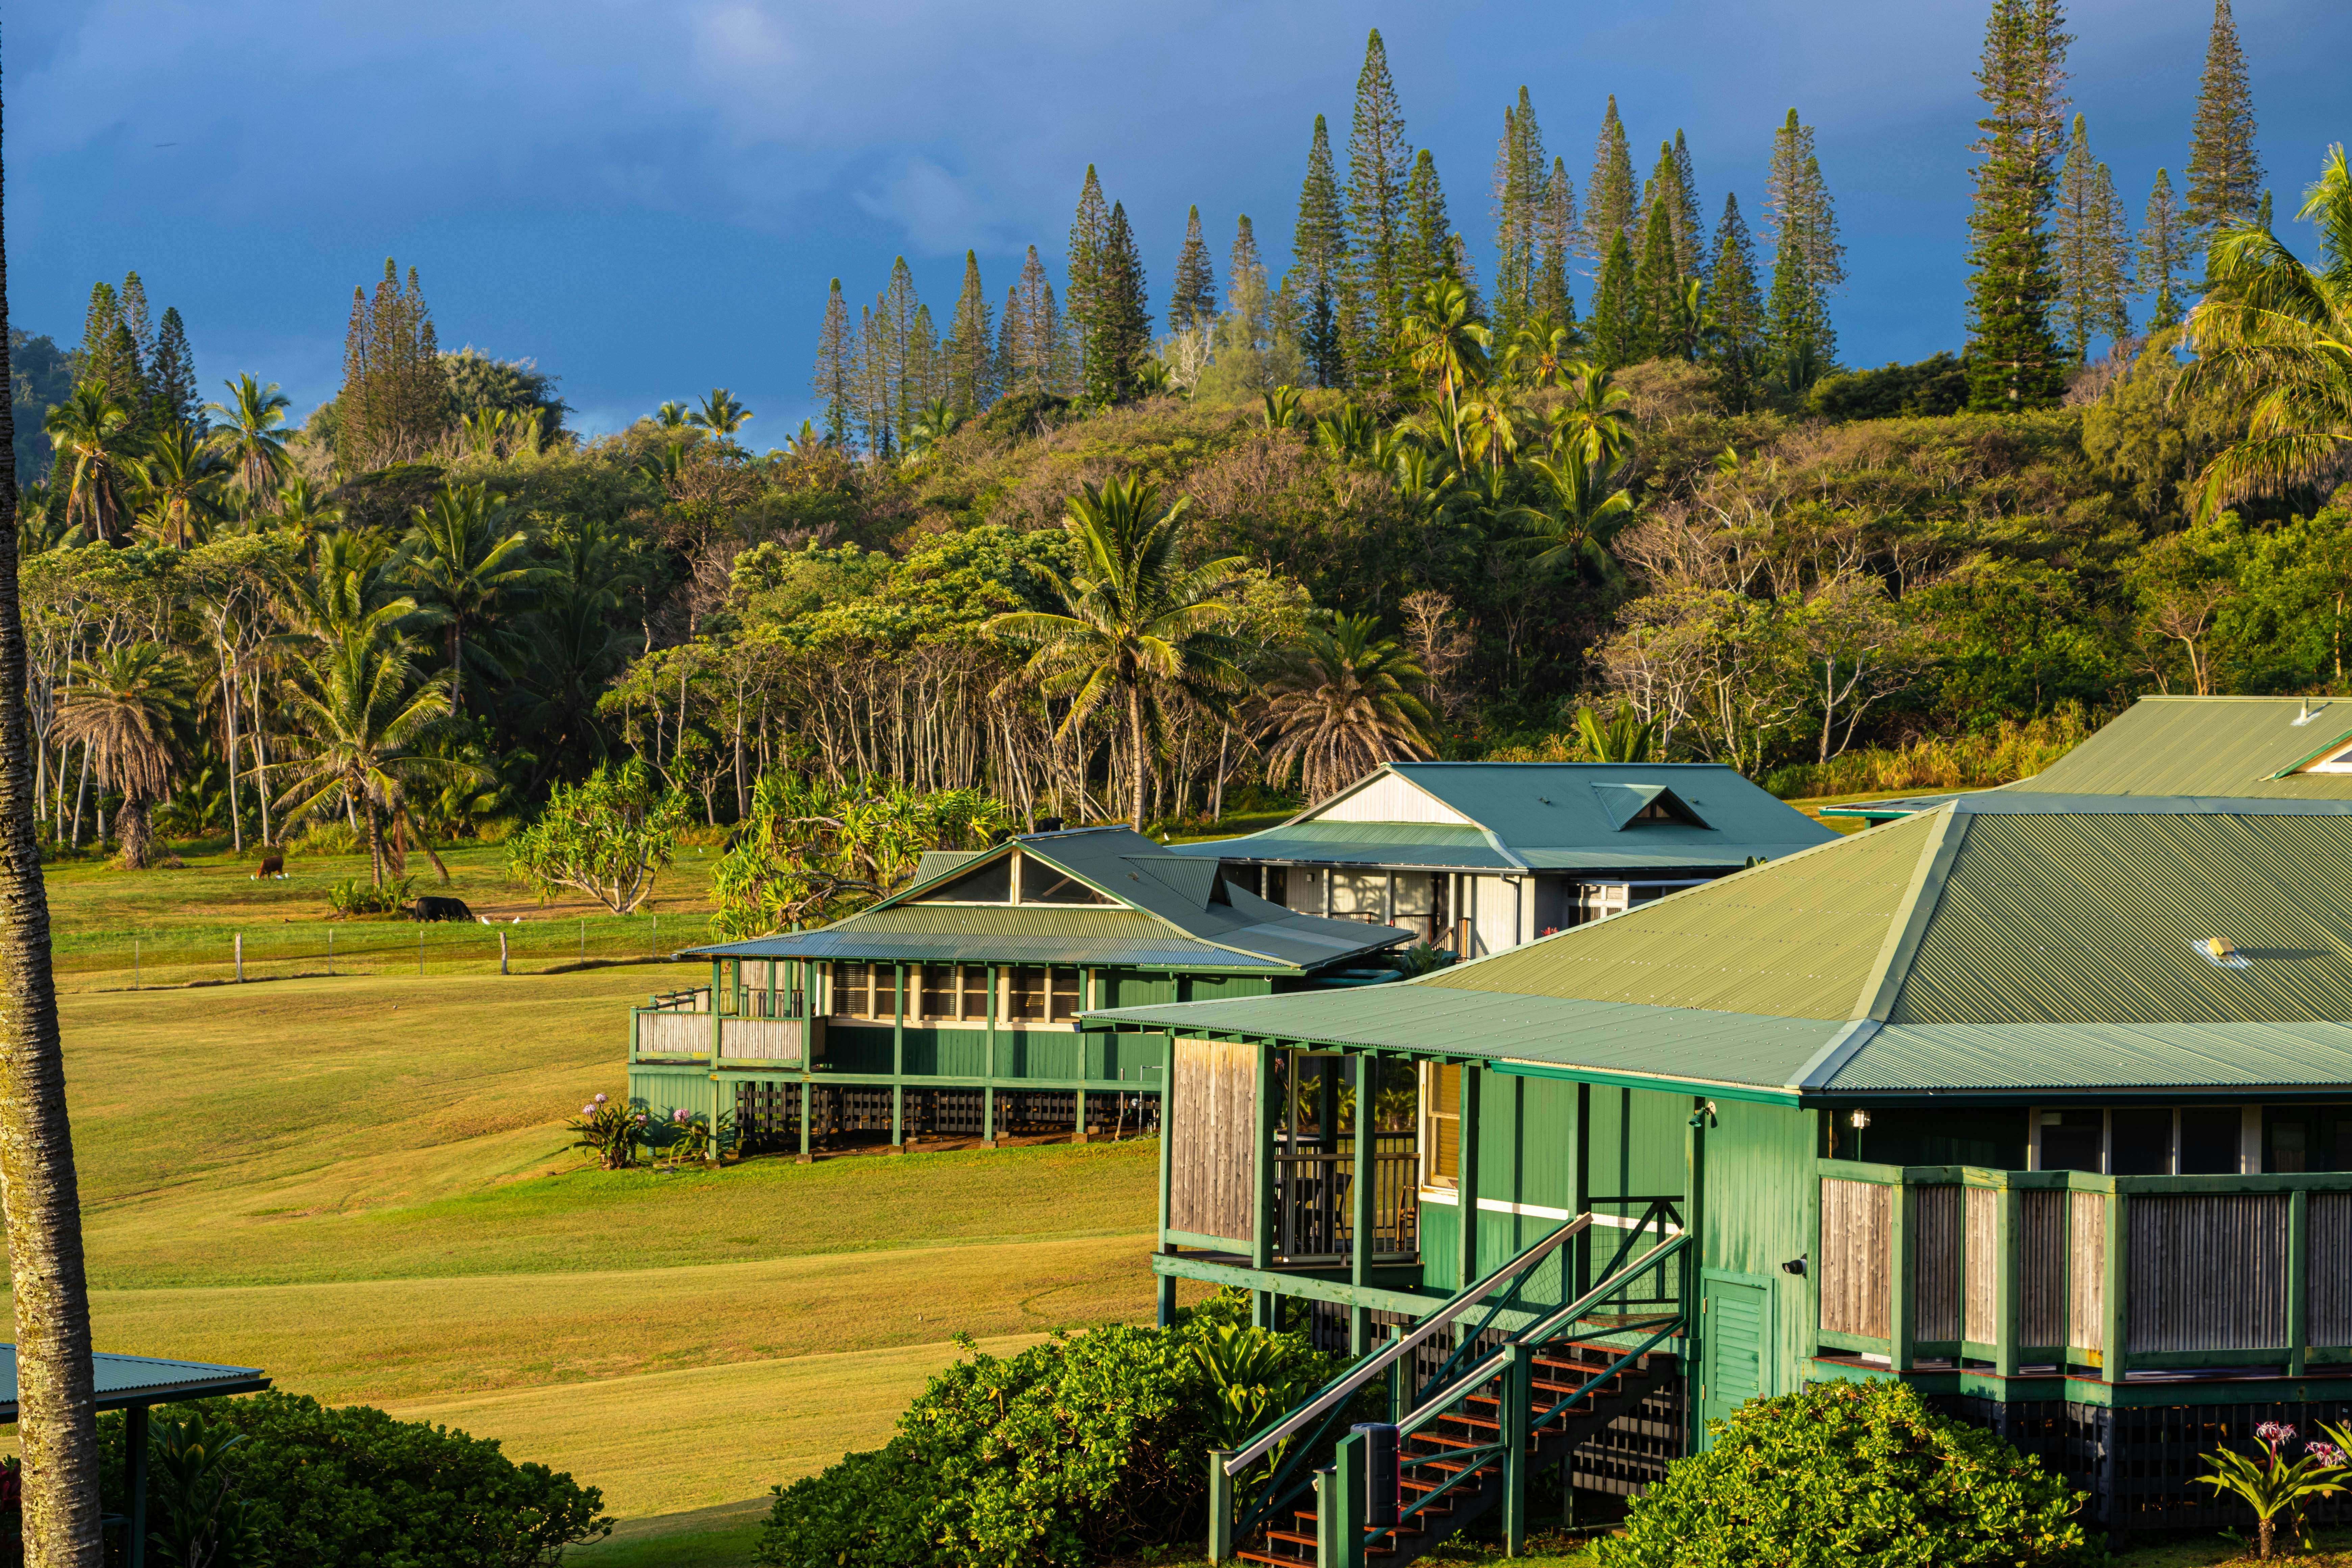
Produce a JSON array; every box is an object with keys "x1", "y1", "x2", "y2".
[
  {"x1": 1818, "y1": 1178, "x2": 1891, "y2": 1340},
  {"x1": 2020, "y1": 1189, "x2": 2069, "y2": 1348},
  {"x1": 2311, "y1": 1193, "x2": 2352, "y2": 1348},
  {"x1": 636, "y1": 1013, "x2": 707, "y2": 1057},
  {"x1": 2069, "y1": 1193, "x2": 2106, "y2": 1352},
  {"x1": 1167, "y1": 1038, "x2": 1256, "y2": 1243},
  {"x1": 718, "y1": 1019, "x2": 803, "y2": 1062},
  {"x1": 1912, "y1": 1185, "x2": 1961, "y2": 1343},
  {"x1": 2128, "y1": 1194, "x2": 2289, "y2": 1353},
  {"x1": 1962, "y1": 1187, "x2": 1996, "y2": 1346}
]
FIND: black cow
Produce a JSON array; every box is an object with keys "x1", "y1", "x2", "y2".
[{"x1": 411, "y1": 896, "x2": 474, "y2": 923}]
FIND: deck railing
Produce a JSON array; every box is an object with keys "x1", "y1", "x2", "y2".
[
  {"x1": 1273, "y1": 1136, "x2": 1420, "y2": 1262},
  {"x1": 1817, "y1": 1160, "x2": 2352, "y2": 1379},
  {"x1": 630, "y1": 985, "x2": 818, "y2": 1067}
]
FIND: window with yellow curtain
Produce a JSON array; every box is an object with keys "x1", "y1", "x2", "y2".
[{"x1": 1422, "y1": 1061, "x2": 1460, "y2": 1190}]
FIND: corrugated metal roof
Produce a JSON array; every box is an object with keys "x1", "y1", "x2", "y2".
[
  {"x1": 1893, "y1": 810, "x2": 2352, "y2": 1024},
  {"x1": 2013, "y1": 696, "x2": 2352, "y2": 799},
  {"x1": 0, "y1": 1348, "x2": 269, "y2": 1420},
  {"x1": 1408, "y1": 808, "x2": 1943, "y2": 1018},
  {"x1": 1170, "y1": 762, "x2": 1835, "y2": 871},
  {"x1": 1836, "y1": 1021, "x2": 2352, "y2": 1093},
  {"x1": 691, "y1": 828, "x2": 1412, "y2": 970},
  {"x1": 1081, "y1": 986, "x2": 1841, "y2": 1090}
]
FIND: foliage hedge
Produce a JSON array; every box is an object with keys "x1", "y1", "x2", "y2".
[
  {"x1": 1595, "y1": 1378, "x2": 2098, "y2": 1568},
  {"x1": 757, "y1": 1297, "x2": 1340, "y2": 1568},
  {"x1": 96, "y1": 1392, "x2": 609, "y2": 1568}
]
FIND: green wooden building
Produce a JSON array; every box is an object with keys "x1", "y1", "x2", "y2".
[
  {"x1": 1168, "y1": 761, "x2": 1836, "y2": 953},
  {"x1": 1827, "y1": 694, "x2": 2352, "y2": 823},
  {"x1": 625, "y1": 826, "x2": 1413, "y2": 1156},
  {"x1": 1086, "y1": 791, "x2": 2352, "y2": 1561}
]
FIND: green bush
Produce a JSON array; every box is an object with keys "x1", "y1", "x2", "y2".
[
  {"x1": 1596, "y1": 1378, "x2": 2098, "y2": 1568},
  {"x1": 97, "y1": 1391, "x2": 609, "y2": 1568},
  {"x1": 757, "y1": 1307, "x2": 1341, "y2": 1568}
]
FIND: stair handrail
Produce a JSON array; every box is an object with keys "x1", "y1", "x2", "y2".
[
  {"x1": 1222, "y1": 1213, "x2": 1591, "y2": 1476},
  {"x1": 1397, "y1": 1230, "x2": 1690, "y2": 1430}
]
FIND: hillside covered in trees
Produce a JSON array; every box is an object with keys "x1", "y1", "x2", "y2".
[{"x1": 7, "y1": 0, "x2": 2348, "y2": 895}]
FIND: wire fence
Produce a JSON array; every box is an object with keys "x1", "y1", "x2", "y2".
[{"x1": 53, "y1": 911, "x2": 726, "y2": 990}]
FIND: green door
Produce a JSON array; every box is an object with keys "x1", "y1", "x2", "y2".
[{"x1": 1699, "y1": 1270, "x2": 1771, "y2": 1443}]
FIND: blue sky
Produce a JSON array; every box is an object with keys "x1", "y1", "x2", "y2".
[{"x1": 11, "y1": 0, "x2": 2346, "y2": 438}]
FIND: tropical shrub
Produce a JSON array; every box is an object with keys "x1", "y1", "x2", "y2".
[
  {"x1": 507, "y1": 759, "x2": 692, "y2": 915},
  {"x1": 1596, "y1": 1378, "x2": 2097, "y2": 1568},
  {"x1": 756, "y1": 1308, "x2": 1342, "y2": 1568},
  {"x1": 328, "y1": 874, "x2": 414, "y2": 916},
  {"x1": 566, "y1": 1092, "x2": 646, "y2": 1169},
  {"x1": 95, "y1": 1392, "x2": 608, "y2": 1567},
  {"x1": 2196, "y1": 1419, "x2": 2349, "y2": 1560}
]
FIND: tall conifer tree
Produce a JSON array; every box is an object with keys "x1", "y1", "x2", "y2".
[
  {"x1": 944, "y1": 251, "x2": 995, "y2": 416},
  {"x1": 1536, "y1": 157, "x2": 1581, "y2": 325},
  {"x1": 1708, "y1": 194, "x2": 1767, "y2": 408},
  {"x1": 881, "y1": 258, "x2": 920, "y2": 444},
  {"x1": 1631, "y1": 198, "x2": 1687, "y2": 362},
  {"x1": 1343, "y1": 29, "x2": 1413, "y2": 378},
  {"x1": 1585, "y1": 97, "x2": 1638, "y2": 272},
  {"x1": 2184, "y1": 0, "x2": 2263, "y2": 239},
  {"x1": 339, "y1": 258, "x2": 443, "y2": 469},
  {"x1": 1762, "y1": 110, "x2": 1845, "y2": 373},
  {"x1": 118, "y1": 273, "x2": 153, "y2": 426},
  {"x1": 1087, "y1": 202, "x2": 1151, "y2": 404},
  {"x1": 1169, "y1": 206, "x2": 1217, "y2": 335},
  {"x1": 2054, "y1": 114, "x2": 2134, "y2": 362},
  {"x1": 854, "y1": 303, "x2": 892, "y2": 458},
  {"x1": 1588, "y1": 232, "x2": 1638, "y2": 370},
  {"x1": 813, "y1": 278, "x2": 854, "y2": 443},
  {"x1": 1403, "y1": 149, "x2": 1457, "y2": 306},
  {"x1": 994, "y1": 285, "x2": 1023, "y2": 397},
  {"x1": 1291, "y1": 115, "x2": 1351, "y2": 388},
  {"x1": 1067, "y1": 167, "x2": 1111, "y2": 393},
  {"x1": 2138, "y1": 169, "x2": 2189, "y2": 331},
  {"x1": 76, "y1": 282, "x2": 143, "y2": 414},
  {"x1": 148, "y1": 308, "x2": 198, "y2": 433},
  {"x1": 1963, "y1": 0, "x2": 2070, "y2": 409},
  {"x1": 1229, "y1": 215, "x2": 1264, "y2": 306},
  {"x1": 1013, "y1": 245, "x2": 1066, "y2": 396},
  {"x1": 1491, "y1": 87, "x2": 1550, "y2": 342},
  {"x1": 1671, "y1": 131, "x2": 1706, "y2": 280}
]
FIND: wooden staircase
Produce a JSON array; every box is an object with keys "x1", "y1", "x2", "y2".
[{"x1": 1236, "y1": 1337, "x2": 1680, "y2": 1566}]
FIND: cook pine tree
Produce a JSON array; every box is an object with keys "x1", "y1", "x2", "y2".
[
  {"x1": 1962, "y1": 0, "x2": 2071, "y2": 411},
  {"x1": 1343, "y1": 29, "x2": 1414, "y2": 379},
  {"x1": 2053, "y1": 113, "x2": 2133, "y2": 363},
  {"x1": 2184, "y1": 0, "x2": 2263, "y2": 244},
  {"x1": 1291, "y1": 114, "x2": 1350, "y2": 388}
]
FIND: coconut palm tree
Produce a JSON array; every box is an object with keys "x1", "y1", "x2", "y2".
[
  {"x1": 1515, "y1": 452, "x2": 1635, "y2": 584},
  {"x1": 265, "y1": 476, "x2": 342, "y2": 546},
  {"x1": 2184, "y1": 145, "x2": 2352, "y2": 519},
  {"x1": 654, "y1": 401, "x2": 692, "y2": 431},
  {"x1": 1400, "y1": 279, "x2": 1492, "y2": 467},
  {"x1": 52, "y1": 641, "x2": 192, "y2": 869},
  {"x1": 687, "y1": 388, "x2": 753, "y2": 439},
  {"x1": 136, "y1": 425, "x2": 230, "y2": 548},
  {"x1": 401, "y1": 483, "x2": 540, "y2": 713},
  {"x1": 1503, "y1": 313, "x2": 1581, "y2": 389},
  {"x1": 1548, "y1": 362, "x2": 1636, "y2": 468},
  {"x1": 16, "y1": 479, "x2": 75, "y2": 557},
  {"x1": 1574, "y1": 701, "x2": 1659, "y2": 762},
  {"x1": 273, "y1": 627, "x2": 461, "y2": 887},
  {"x1": 1256, "y1": 616, "x2": 1435, "y2": 802},
  {"x1": 986, "y1": 476, "x2": 1248, "y2": 831},
  {"x1": 42, "y1": 381, "x2": 136, "y2": 545},
  {"x1": 202, "y1": 374, "x2": 293, "y2": 508},
  {"x1": 903, "y1": 397, "x2": 964, "y2": 460}
]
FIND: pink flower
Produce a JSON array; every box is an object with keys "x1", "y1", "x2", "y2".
[
  {"x1": 581, "y1": 1104, "x2": 595, "y2": 1117},
  {"x1": 2310, "y1": 1443, "x2": 2346, "y2": 1469},
  {"x1": 2259, "y1": 1421, "x2": 2296, "y2": 1446},
  {"x1": 594, "y1": 1092, "x2": 609, "y2": 1105},
  {"x1": 672, "y1": 1107, "x2": 690, "y2": 1123}
]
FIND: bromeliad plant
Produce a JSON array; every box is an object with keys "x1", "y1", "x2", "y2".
[
  {"x1": 2196, "y1": 1420, "x2": 2349, "y2": 1560},
  {"x1": 567, "y1": 1092, "x2": 647, "y2": 1171}
]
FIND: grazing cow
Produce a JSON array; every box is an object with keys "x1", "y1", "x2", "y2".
[
  {"x1": 253, "y1": 852, "x2": 285, "y2": 880},
  {"x1": 411, "y1": 896, "x2": 473, "y2": 923}
]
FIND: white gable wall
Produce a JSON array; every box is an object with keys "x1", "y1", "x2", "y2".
[{"x1": 1307, "y1": 771, "x2": 1473, "y2": 825}]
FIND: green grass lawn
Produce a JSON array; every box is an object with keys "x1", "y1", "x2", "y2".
[{"x1": 6, "y1": 880, "x2": 1192, "y2": 1545}]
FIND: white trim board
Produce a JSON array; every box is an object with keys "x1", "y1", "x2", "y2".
[{"x1": 1418, "y1": 1189, "x2": 1683, "y2": 1234}]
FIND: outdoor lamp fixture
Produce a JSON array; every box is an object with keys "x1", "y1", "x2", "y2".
[
  {"x1": 1849, "y1": 1109, "x2": 1871, "y2": 1129},
  {"x1": 1782, "y1": 1255, "x2": 1808, "y2": 1276}
]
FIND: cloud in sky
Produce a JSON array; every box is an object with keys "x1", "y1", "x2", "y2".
[{"x1": 10, "y1": 0, "x2": 2347, "y2": 435}]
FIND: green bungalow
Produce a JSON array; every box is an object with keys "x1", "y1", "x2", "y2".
[
  {"x1": 625, "y1": 826, "x2": 1413, "y2": 1156},
  {"x1": 1085, "y1": 791, "x2": 2352, "y2": 1561}
]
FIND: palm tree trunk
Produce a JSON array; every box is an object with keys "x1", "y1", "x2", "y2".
[
  {"x1": 117, "y1": 794, "x2": 151, "y2": 871},
  {"x1": 1127, "y1": 682, "x2": 1147, "y2": 833},
  {"x1": 250, "y1": 667, "x2": 272, "y2": 846},
  {"x1": 0, "y1": 95, "x2": 108, "y2": 1557}
]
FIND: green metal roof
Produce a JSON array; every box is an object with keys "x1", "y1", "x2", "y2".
[
  {"x1": 1169, "y1": 761, "x2": 1834, "y2": 873},
  {"x1": 1082, "y1": 794, "x2": 2352, "y2": 1096},
  {"x1": 0, "y1": 1348, "x2": 269, "y2": 1420},
  {"x1": 2014, "y1": 697, "x2": 2352, "y2": 799},
  {"x1": 691, "y1": 826, "x2": 1412, "y2": 972}
]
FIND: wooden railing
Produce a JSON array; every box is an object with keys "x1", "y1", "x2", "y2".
[
  {"x1": 631, "y1": 985, "x2": 818, "y2": 1067},
  {"x1": 1273, "y1": 1136, "x2": 1420, "y2": 1263},
  {"x1": 1817, "y1": 1160, "x2": 2352, "y2": 1379}
]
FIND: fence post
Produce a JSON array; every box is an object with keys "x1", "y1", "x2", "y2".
[
  {"x1": 1502, "y1": 1342, "x2": 1530, "y2": 1556},
  {"x1": 133, "y1": 938, "x2": 140, "y2": 988},
  {"x1": 418, "y1": 926, "x2": 425, "y2": 977},
  {"x1": 499, "y1": 930, "x2": 509, "y2": 976},
  {"x1": 1206, "y1": 1450, "x2": 1235, "y2": 1563},
  {"x1": 580, "y1": 918, "x2": 586, "y2": 960},
  {"x1": 1332, "y1": 1428, "x2": 1370, "y2": 1568},
  {"x1": 235, "y1": 933, "x2": 243, "y2": 984}
]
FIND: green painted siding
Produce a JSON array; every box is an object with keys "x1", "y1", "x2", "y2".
[
  {"x1": 1697, "y1": 1098, "x2": 1820, "y2": 1403},
  {"x1": 819, "y1": 1023, "x2": 1163, "y2": 1084}
]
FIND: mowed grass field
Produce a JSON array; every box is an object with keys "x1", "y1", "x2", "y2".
[{"x1": 5, "y1": 851, "x2": 1193, "y2": 1561}]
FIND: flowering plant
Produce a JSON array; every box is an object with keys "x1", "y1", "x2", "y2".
[
  {"x1": 2197, "y1": 1420, "x2": 2348, "y2": 1559},
  {"x1": 565, "y1": 1092, "x2": 646, "y2": 1170},
  {"x1": 657, "y1": 1106, "x2": 735, "y2": 1166}
]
